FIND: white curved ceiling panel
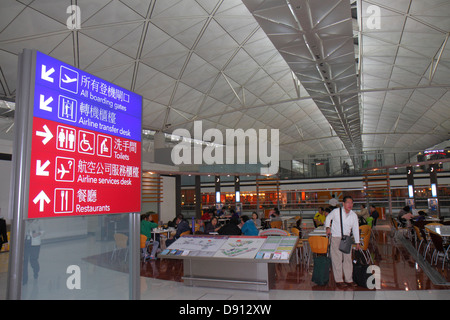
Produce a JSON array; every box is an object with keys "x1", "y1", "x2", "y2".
[{"x1": 0, "y1": 0, "x2": 448, "y2": 166}]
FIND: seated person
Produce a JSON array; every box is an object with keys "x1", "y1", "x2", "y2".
[
  {"x1": 414, "y1": 210, "x2": 427, "y2": 222},
  {"x1": 313, "y1": 207, "x2": 326, "y2": 227},
  {"x1": 358, "y1": 204, "x2": 370, "y2": 219},
  {"x1": 140, "y1": 212, "x2": 159, "y2": 260},
  {"x1": 218, "y1": 217, "x2": 242, "y2": 235},
  {"x1": 165, "y1": 214, "x2": 190, "y2": 247},
  {"x1": 269, "y1": 207, "x2": 281, "y2": 219},
  {"x1": 370, "y1": 205, "x2": 380, "y2": 226},
  {"x1": 293, "y1": 217, "x2": 303, "y2": 238},
  {"x1": 205, "y1": 217, "x2": 221, "y2": 234},
  {"x1": 201, "y1": 210, "x2": 211, "y2": 221},
  {"x1": 230, "y1": 209, "x2": 239, "y2": 219},
  {"x1": 241, "y1": 215, "x2": 259, "y2": 236},
  {"x1": 217, "y1": 207, "x2": 227, "y2": 217},
  {"x1": 397, "y1": 206, "x2": 410, "y2": 227},
  {"x1": 251, "y1": 212, "x2": 261, "y2": 228},
  {"x1": 401, "y1": 207, "x2": 414, "y2": 227}
]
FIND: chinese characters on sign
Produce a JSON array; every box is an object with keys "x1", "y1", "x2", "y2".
[{"x1": 28, "y1": 51, "x2": 142, "y2": 218}]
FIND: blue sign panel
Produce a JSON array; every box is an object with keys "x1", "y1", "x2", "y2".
[{"x1": 34, "y1": 51, "x2": 142, "y2": 141}]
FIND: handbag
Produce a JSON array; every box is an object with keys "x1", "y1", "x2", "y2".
[{"x1": 338, "y1": 207, "x2": 353, "y2": 254}]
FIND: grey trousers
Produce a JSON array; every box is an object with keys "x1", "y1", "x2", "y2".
[{"x1": 330, "y1": 237, "x2": 353, "y2": 283}]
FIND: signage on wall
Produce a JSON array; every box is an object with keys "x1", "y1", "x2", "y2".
[{"x1": 27, "y1": 51, "x2": 142, "y2": 218}]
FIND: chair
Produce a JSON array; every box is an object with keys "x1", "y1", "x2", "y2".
[
  {"x1": 307, "y1": 236, "x2": 329, "y2": 266},
  {"x1": 111, "y1": 233, "x2": 128, "y2": 262},
  {"x1": 140, "y1": 234, "x2": 147, "y2": 248},
  {"x1": 180, "y1": 230, "x2": 191, "y2": 237},
  {"x1": 413, "y1": 226, "x2": 425, "y2": 254},
  {"x1": 428, "y1": 231, "x2": 450, "y2": 270},
  {"x1": 357, "y1": 225, "x2": 373, "y2": 264},
  {"x1": 140, "y1": 234, "x2": 154, "y2": 260},
  {"x1": 424, "y1": 223, "x2": 443, "y2": 259},
  {"x1": 391, "y1": 217, "x2": 408, "y2": 238},
  {"x1": 270, "y1": 220, "x2": 283, "y2": 229},
  {"x1": 291, "y1": 227, "x2": 306, "y2": 265},
  {"x1": 259, "y1": 228, "x2": 289, "y2": 236}
]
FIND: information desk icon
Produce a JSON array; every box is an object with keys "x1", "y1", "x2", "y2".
[{"x1": 55, "y1": 157, "x2": 75, "y2": 182}]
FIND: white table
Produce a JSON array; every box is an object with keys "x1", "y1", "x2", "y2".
[
  {"x1": 151, "y1": 228, "x2": 172, "y2": 241},
  {"x1": 265, "y1": 216, "x2": 297, "y2": 230},
  {"x1": 308, "y1": 226, "x2": 327, "y2": 237},
  {"x1": 425, "y1": 225, "x2": 450, "y2": 237}
]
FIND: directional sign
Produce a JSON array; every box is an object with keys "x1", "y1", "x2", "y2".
[
  {"x1": 26, "y1": 51, "x2": 142, "y2": 219},
  {"x1": 35, "y1": 124, "x2": 53, "y2": 145},
  {"x1": 41, "y1": 64, "x2": 55, "y2": 83}
]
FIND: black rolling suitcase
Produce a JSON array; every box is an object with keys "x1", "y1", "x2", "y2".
[{"x1": 352, "y1": 250, "x2": 370, "y2": 288}]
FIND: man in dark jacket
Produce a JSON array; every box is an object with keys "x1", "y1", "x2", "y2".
[
  {"x1": 166, "y1": 214, "x2": 190, "y2": 246},
  {"x1": 218, "y1": 217, "x2": 242, "y2": 236}
]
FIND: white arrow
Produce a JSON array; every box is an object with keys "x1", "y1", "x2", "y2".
[
  {"x1": 36, "y1": 124, "x2": 53, "y2": 145},
  {"x1": 33, "y1": 190, "x2": 51, "y2": 212},
  {"x1": 41, "y1": 65, "x2": 55, "y2": 83},
  {"x1": 39, "y1": 94, "x2": 53, "y2": 112},
  {"x1": 36, "y1": 160, "x2": 50, "y2": 176}
]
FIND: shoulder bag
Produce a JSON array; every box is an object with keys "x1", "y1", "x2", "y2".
[{"x1": 338, "y1": 207, "x2": 353, "y2": 254}]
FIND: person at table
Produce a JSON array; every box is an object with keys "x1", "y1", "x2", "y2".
[
  {"x1": 230, "y1": 209, "x2": 239, "y2": 219},
  {"x1": 269, "y1": 207, "x2": 281, "y2": 219},
  {"x1": 292, "y1": 217, "x2": 303, "y2": 238},
  {"x1": 205, "y1": 216, "x2": 221, "y2": 234},
  {"x1": 201, "y1": 210, "x2": 211, "y2": 221},
  {"x1": 217, "y1": 206, "x2": 227, "y2": 217},
  {"x1": 218, "y1": 217, "x2": 242, "y2": 235},
  {"x1": 414, "y1": 210, "x2": 427, "y2": 222},
  {"x1": 358, "y1": 204, "x2": 369, "y2": 220},
  {"x1": 251, "y1": 212, "x2": 261, "y2": 228},
  {"x1": 325, "y1": 195, "x2": 360, "y2": 288},
  {"x1": 313, "y1": 207, "x2": 326, "y2": 227},
  {"x1": 241, "y1": 215, "x2": 259, "y2": 236},
  {"x1": 328, "y1": 194, "x2": 340, "y2": 209},
  {"x1": 369, "y1": 205, "x2": 380, "y2": 226},
  {"x1": 166, "y1": 214, "x2": 190, "y2": 247},
  {"x1": 399, "y1": 206, "x2": 413, "y2": 227},
  {"x1": 140, "y1": 213, "x2": 159, "y2": 260}
]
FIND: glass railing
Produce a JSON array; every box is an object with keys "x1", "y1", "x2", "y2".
[{"x1": 278, "y1": 151, "x2": 450, "y2": 180}]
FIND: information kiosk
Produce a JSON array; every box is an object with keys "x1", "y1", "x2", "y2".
[{"x1": 160, "y1": 235, "x2": 298, "y2": 291}]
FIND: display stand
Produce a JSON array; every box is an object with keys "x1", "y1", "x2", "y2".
[{"x1": 160, "y1": 235, "x2": 298, "y2": 292}]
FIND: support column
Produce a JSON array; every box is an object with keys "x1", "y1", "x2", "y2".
[
  {"x1": 195, "y1": 175, "x2": 201, "y2": 219},
  {"x1": 429, "y1": 163, "x2": 440, "y2": 217}
]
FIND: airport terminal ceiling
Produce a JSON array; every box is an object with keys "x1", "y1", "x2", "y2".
[{"x1": 0, "y1": 0, "x2": 449, "y2": 166}]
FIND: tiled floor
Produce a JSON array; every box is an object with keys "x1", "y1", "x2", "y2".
[{"x1": 2, "y1": 222, "x2": 450, "y2": 300}]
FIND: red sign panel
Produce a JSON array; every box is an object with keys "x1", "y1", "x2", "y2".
[{"x1": 28, "y1": 117, "x2": 141, "y2": 218}]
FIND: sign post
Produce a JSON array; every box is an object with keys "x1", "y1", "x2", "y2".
[{"x1": 7, "y1": 49, "x2": 142, "y2": 299}]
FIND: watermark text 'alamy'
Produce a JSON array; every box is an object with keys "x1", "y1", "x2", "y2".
[{"x1": 171, "y1": 121, "x2": 279, "y2": 175}]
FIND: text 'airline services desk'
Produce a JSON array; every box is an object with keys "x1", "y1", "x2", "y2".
[{"x1": 159, "y1": 235, "x2": 298, "y2": 291}]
